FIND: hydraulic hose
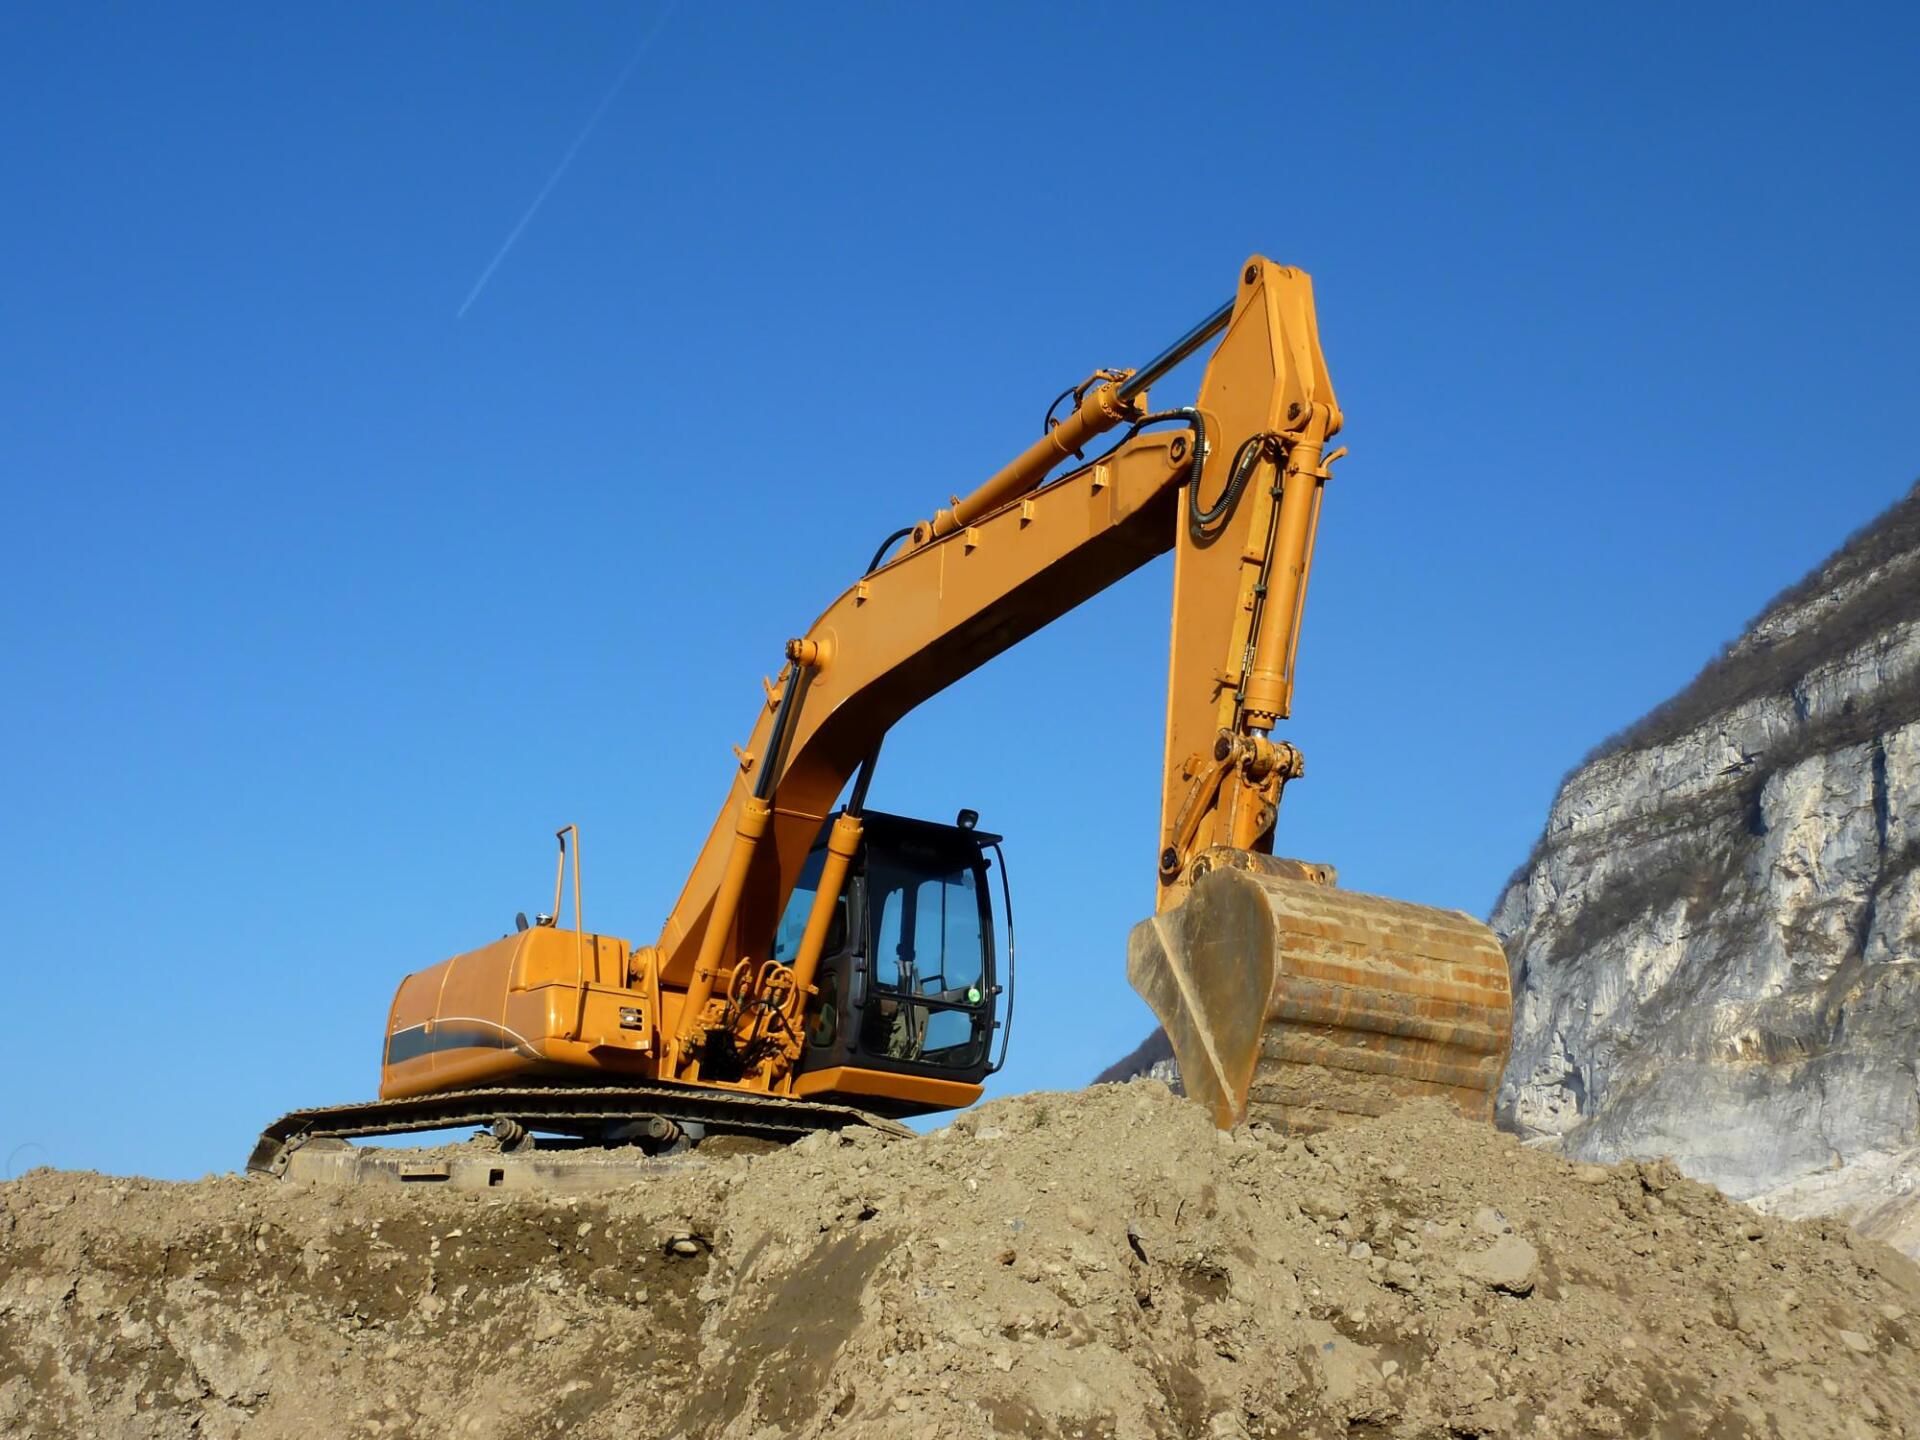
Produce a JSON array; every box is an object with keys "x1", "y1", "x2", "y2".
[
  {"x1": 866, "y1": 526, "x2": 916, "y2": 574},
  {"x1": 1098, "y1": 406, "x2": 1208, "y2": 504},
  {"x1": 870, "y1": 404, "x2": 1219, "y2": 585},
  {"x1": 1190, "y1": 432, "x2": 1271, "y2": 541}
]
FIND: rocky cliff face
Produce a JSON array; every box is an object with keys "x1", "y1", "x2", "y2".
[{"x1": 1495, "y1": 482, "x2": 1920, "y2": 1250}]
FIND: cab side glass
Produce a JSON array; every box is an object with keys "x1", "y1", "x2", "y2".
[
  {"x1": 920, "y1": 1007, "x2": 977, "y2": 1059},
  {"x1": 870, "y1": 863, "x2": 985, "y2": 997},
  {"x1": 771, "y1": 849, "x2": 848, "y2": 963}
]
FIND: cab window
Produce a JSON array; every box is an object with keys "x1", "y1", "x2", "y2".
[
  {"x1": 861, "y1": 843, "x2": 989, "y2": 1069},
  {"x1": 870, "y1": 859, "x2": 985, "y2": 999},
  {"x1": 771, "y1": 849, "x2": 848, "y2": 963}
]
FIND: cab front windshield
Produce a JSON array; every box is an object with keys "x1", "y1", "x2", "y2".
[{"x1": 861, "y1": 840, "x2": 989, "y2": 1069}]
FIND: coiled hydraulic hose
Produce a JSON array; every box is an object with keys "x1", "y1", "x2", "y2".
[{"x1": 1190, "y1": 431, "x2": 1275, "y2": 541}]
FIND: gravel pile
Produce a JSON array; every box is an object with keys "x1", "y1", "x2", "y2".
[{"x1": 5, "y1": 1082, "x2": 1919, "y2": 1438}]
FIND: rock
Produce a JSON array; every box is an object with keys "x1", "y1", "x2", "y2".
[
  {"x1": 1303, "y1": 1332, "x2": 1380, "y2": 1405},
  {"x1": 1455, "y1": 1235, "x2": 1540, "y2": 1295},
  {"x1": 1494, "y1": 483, "x2": 1920, "y2": 1260},
  {"x1": 1300, "y1": 1187, "x2": 1347, "y2": 1222},
  {"x1": 1839, "y1": 1329, "x2": 1876, "y2": 1354},
  {"x1": 1472, "y1": 1206, "x2": 1511, "y2": 1236}
]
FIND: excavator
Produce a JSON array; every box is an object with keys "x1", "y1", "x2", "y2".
[{"x1": 250, "y1": 257, "x2": 1512, "y2": 1178}]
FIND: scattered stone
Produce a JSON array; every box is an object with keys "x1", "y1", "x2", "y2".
[
  {"x1": 1472, "y1": 1206, "x2": 1511, "y2": 1236},
  {"x1": 1455, "y1": 1234, "x2": 1540, "y2": 1295},
  {"x1": 1299, "y1": 1187, "x2": 1347, "y2": 1221},
  {"x1": 1383, "y1": 1260, "x2": 1420, "y2": 1292}
]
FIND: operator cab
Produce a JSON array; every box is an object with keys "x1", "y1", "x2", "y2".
[{"x1": 772, "y1": 808, "x2": 1012, "y2": 1114}]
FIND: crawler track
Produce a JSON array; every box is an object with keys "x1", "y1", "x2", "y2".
[{"x1": 247, "y1": 1082, "x2": 911, "y2": 1175}]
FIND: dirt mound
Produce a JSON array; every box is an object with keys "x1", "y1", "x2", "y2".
[{"x1": 5, "y1": 1084, "x2": 1920, "y2": 1439}]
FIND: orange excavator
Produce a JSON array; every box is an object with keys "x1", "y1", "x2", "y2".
[{"x1": 250, "y1": 257, "x2": 1512, "y2": 1175}]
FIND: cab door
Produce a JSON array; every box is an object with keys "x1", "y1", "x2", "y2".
[
  {"x1": 773, "y1": 810, "x2": 1000, "y2": 1092},
  {"x1": 854, "y1": 822, "x2": 995, "y2": 1078}
]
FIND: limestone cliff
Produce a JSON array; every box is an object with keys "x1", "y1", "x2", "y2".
[{"x1": 1495, "y1": 482, "x2": 1920, "y2": 1250}]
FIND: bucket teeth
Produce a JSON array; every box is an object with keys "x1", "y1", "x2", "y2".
[{"x1": 1127, "y1": 864, "x2": 1513, "y2": 1132}]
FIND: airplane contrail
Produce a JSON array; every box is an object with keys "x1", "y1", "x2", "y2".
[{"x1": 456, "y1": 4, "x2": 674, "y2": 319}]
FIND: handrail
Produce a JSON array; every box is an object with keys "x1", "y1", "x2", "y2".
[{"x1": 551, "y1": 825, "x2": 586, "y2": 1039}]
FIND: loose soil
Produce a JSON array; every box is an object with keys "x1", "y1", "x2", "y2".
[{"x1": 4, "y1": 1084, "x2": 1919, "y2": 1438}]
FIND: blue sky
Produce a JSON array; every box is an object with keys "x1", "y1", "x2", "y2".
[{"x1": 2, "y1": 3, "x2": 1916, "y2": 1179}]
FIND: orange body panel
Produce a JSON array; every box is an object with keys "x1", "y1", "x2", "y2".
[
  {"x1": 791, "y1": 1066, "x2": 984, "y2": 1115},
  {"x1": 382, "y1": 927, "x2": 656, "y2": 1099}
]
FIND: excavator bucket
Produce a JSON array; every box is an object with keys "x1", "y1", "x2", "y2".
[{"x1": 1126, "y1": 863, "x2": 1513, "y2": 1132}]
